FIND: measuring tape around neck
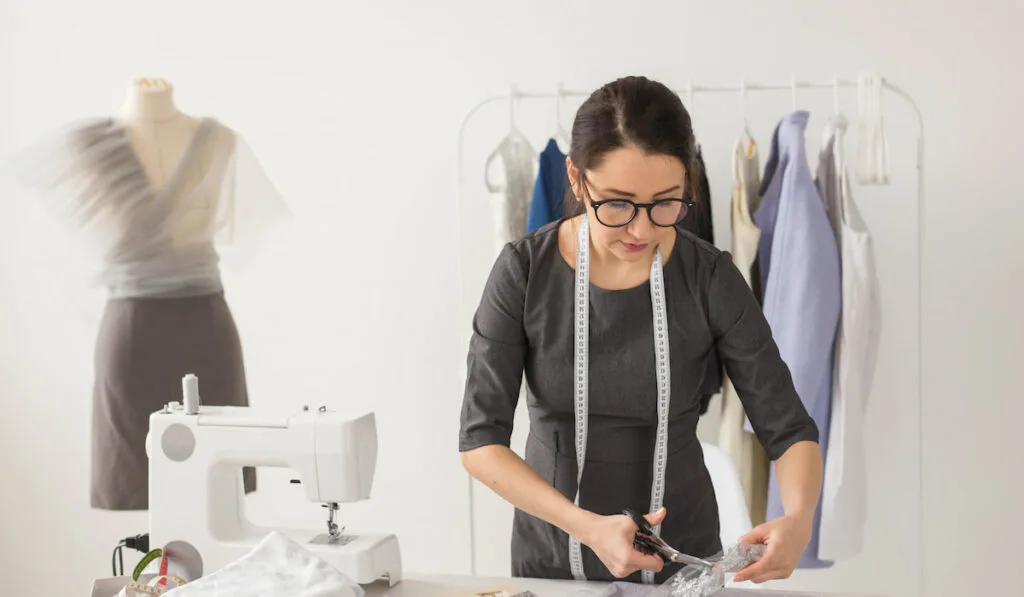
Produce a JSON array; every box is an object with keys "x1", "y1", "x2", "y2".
[{"x1": 568, "y1": 214, "x2": 672, "y2": 584}]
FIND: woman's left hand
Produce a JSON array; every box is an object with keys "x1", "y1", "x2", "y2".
[{"x1": 731, "y1": 514, "x2": 812, "y2": 584}]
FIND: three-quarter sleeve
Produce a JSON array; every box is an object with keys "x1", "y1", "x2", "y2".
[
  {"x1": 707, "y1": 251, "x2": 819, "y2": 460},
  {"x1": 459, "y1": 243, "x2": 529, "y2": 451}
]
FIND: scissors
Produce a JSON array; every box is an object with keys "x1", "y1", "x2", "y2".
[{"x1": 622, "y1": 508, "x2": 715, "y2": 571}]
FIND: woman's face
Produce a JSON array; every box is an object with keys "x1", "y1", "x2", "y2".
[{"x1": 568, "y1": 144, "x2": 688, "y2": 264}]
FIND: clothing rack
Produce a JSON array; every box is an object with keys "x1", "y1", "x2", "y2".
[{"x1": 454, "y1": 76, "x2": 925, "y2": 596}]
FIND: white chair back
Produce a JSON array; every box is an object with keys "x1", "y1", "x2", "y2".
[{"x1": 701, "y1": 442, "x2": 754, "y2": 546}]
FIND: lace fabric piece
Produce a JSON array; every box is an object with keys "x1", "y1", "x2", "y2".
[
  {"x1": 489, "y1": 133, "x2": 534, "y2": 255},
  {"x1": 8, "y1": 116, "x2": 290, "y2": 299}
]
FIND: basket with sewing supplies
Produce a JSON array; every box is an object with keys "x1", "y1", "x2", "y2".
[{"x1": 113, "y1": 548, "x2": 188, "y2": 597}]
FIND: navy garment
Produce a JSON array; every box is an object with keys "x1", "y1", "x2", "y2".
[{"x1": 526, "y1": 139, "x2": 568, "y2": 232}]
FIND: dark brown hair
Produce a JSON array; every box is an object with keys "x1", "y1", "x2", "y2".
[{"x1": 565, "y1": 76, "x2": 702, "y2": 218}]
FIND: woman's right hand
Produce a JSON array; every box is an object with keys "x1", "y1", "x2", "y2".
[
  {"x1": 580, "y1": 507, "x2": 667, "y2": 579},
  {"x1": 461, "y1": 447, "x2": 667, "y2": 579}
]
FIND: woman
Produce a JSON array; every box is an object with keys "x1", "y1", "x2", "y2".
[{"x1": 458, "y1": 76, "x2": 822, "y2": 585}]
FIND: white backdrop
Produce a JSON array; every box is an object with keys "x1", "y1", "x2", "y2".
[{"x1": 0, "y1": 2, "x2": 1022, "y2": 597}]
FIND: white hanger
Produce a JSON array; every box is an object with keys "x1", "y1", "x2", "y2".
[
  {"x1": 485, "y1": 84, "x2": 529, "y2": 192},
  {"x1": 832, "y1": 75, "x2": 841, "y2": 116},
  {"x1": 553, "y1": 82, "x2": 572, "y2": 151},
  {"x1": 855, "y1": 72, "x2": 890, "y2": 184},
  {"x1": 687, "y1": 79, "x2": 699, "y2": 146},
  {"x1": 790, "y1": 73, "x2": 797, "y2": 110},
  {"x1": 734, "y1": 78, "x2": 755, "y2": 184},
  {"x1": 740, "y1": 78, "x2": 754, "y2": 140}
]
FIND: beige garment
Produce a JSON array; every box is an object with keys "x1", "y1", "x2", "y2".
[{"x1": 718, "y1": 134, "x2": 770, "y2": 526}]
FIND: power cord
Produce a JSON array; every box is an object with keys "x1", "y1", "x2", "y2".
[
  {"x1": 111, "y1": 533, "x2": 150, "y2": 576},
  {"x1": 111, "y1": 541, "x2": 125, "y2": 577}
]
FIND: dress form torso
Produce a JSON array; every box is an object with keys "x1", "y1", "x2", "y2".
[
  {"x1": 117, "y1": 78, "x2": 234, "y2": 273},
  {"x1": 120, "y1": 79, "x2": 202, "y2": 186}
]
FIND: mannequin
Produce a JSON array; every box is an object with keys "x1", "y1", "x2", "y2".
[
  {"x1": 17, "y1": 78, "x2": 288, "y2": 510},
  {"x1": 119, "y1": 78, "x2": 203, "y2": 187}
]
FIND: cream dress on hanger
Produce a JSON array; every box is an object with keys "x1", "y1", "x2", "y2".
[{"x1": 718, "y1": 134, "x2": 770, "y2": 526}]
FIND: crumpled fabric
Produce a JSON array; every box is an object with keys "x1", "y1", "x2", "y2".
[
  {"x1": 591, "y1": 542, "x2": 766, "y2": 597},
  {"x1": 162, "y1": 532, "x2": 364, "y2": 597},
  {"x1": 661, "y1": 542, "x2": 766, "y2": 597}
]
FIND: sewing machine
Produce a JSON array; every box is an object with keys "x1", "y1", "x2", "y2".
[{"x1": 147, "y1": 386, "x2": 402, "y2": 586}]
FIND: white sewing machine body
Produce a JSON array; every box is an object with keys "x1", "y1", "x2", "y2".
[{"x1": 147, "y1": 401, "x2": 402, "y2": 586}]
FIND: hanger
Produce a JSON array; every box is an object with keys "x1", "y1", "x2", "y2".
[
  {"x1": 740, "y1": 78, "x2": 754, "y2": 141},
  {"x1": 832, "y1": 75, "x2": 841, "y2": 116},
  {"x1": 734, "y1": 78, "x2": 756, "y2": 183},
  {"x1": 790, "y1": 73, "x2": 797, "y2": 111},
  {"x1": 485, "y1": 85, "x2": 530, "y2": 192},
  {"x1": 687, "y1": 79, "x2": 700, "y2": 148},
  {"x1": 553, "y1": 82, "x2": 571, "y2": 151},
  {"x1": 855, "y1": 72, "x2": 890, "y2": 184}
]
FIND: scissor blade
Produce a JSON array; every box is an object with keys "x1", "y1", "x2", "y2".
[{"x1": 668, "y1": 551, "x2": 714, "y2": 570}]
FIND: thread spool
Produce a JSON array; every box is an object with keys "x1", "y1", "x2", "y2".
[{"x1": 182, "y1": 374, "x2": 200, "y2": 415}]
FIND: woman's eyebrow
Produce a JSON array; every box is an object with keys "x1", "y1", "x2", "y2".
[
  {"x1": 597, "y1": 184, "x2": 681, "y2": 197},
  {"x1": 597, "y1": 187, "x2": 636, "y2": 197}
]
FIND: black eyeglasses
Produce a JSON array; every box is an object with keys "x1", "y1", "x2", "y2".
[{"x1": 590, "y1": 198, "x2": 695, "y2": 228}]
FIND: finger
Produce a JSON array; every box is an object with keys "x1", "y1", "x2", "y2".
[
  {"x1": 644, "y1": 507, "x2": 667, "y2": 526},
  {"x1": 731, "y1": 558, "x2": 772, "y2": 583},
  {"x1": 629, "y1": 551, "x2": 665, "y2": 573},
  {"x1": 747, "y1": 569, "x2": 788, "y2": 584},
  {"x1": 739, "y1": 523, "x2": 769, "y2": 545}
]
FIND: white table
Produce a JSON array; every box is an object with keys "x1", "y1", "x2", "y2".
[{"x1": 362, "y1": 574, "x2": 881, "y2": 597}]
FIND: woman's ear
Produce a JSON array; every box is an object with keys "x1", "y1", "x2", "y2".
[{"x1": 566, "y1": 158, "x2": 584, "y2": 204}]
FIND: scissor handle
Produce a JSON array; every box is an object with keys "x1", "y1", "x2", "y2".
[
  {"x1": 623, "y1": 509, "x2": 670, "y2": 561},
  {"x1": 622, "y1": 508, "x2": 654, "y2": 535}
]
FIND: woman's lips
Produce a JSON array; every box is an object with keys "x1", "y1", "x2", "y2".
[{"x1": 622, "y1": 242, "x2": 649, "y2": 253}]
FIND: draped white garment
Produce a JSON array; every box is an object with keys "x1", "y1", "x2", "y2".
[
  {"x1": 816, "y1": 115, "x2": 882, "y2": 561},
  {"x1": 12, "y1": 116, "x2": 289, "y2": 298}
]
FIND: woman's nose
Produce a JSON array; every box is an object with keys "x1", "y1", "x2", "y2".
[{"x1": 628, "y1": 209, "x2": 655, "y2": 237}]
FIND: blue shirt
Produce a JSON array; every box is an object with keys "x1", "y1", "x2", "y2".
[{"x1": 526, "y1": 139, "x2": 567, "y2": 232}]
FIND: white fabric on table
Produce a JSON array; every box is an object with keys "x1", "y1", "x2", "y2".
[{"x1": 164, "y1": 532, "x2": 364, "y2": 597}]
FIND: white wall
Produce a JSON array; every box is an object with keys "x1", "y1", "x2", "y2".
[{"x1": 0, "y1": 2, "x2": 1021, "y2": 597}]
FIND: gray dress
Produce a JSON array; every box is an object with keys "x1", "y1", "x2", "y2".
[
  {"x1": 93, "y1": 291, "x2": 254, "y2": 510},
  {"x1": 458, "y1": 222, "x2": 818, "y2": 583}
]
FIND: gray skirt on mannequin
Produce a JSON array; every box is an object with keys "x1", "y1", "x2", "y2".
[{"x1": 91, "y1": 291, "x2": 256, "y2": 510}]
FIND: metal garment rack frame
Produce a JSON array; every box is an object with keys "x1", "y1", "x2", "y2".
[{"x1": 455, "y1": 77, "x2": 925, "y2": 596}]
